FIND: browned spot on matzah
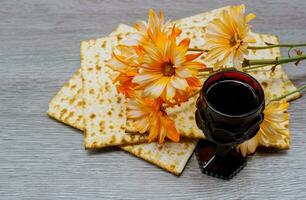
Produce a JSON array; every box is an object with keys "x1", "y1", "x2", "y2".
[
  {"x1": 117, "y1": 96, "x2": 122, "y2": 104},
  {"x1": 64, "y1": 112, "x2": 74, "y2": 122},
  {"x1": 107, "y1": 111, "x2": 112, "y2": 116},
  {"x1": 129, "y1": 134, "x2": 136, "y2": 141},
  {"x1": 69, "y1": 96, "x2": 77, "y2": 105},
  {"x1": 96, "y1": 66, "x2": 101, "y2": 71},
  {"x1": 137, "y1": 148, "x2": 143, "y2": 155},
  {"x1": 121, "y1": 138, "x2": 127, "y2": 143},
  {"x1": 59, "y1": 108, "x2": 68, "y2": 119},
  {"x1": 95, "y1": 54, "x2": 100, "y2": 61},
  {"x1": 105, "y1": 84, "x2": 110, "y2": 92},
  {"x1": 77, "y1": 115, "x2": 82, "y2": 121},
  {"x1": 90, "y1": 114, "x2": 96, "y2": 119},
  {"x1": 88, "y1": 67, "x2": 93, "y2": 71},
  {"x1": 89, "y1": 89, "x2": 94, "y2": 94},
  {"x1": 177, "y1": 152, "x2": 185, "y2": 156},
  {"x1": 170, "y1": 165, "x2": 175, "y2": 170},
  {"x1": 262, "y1": 81, "x2": 268, "y2": 88},
  {"x1": 77, "y1": 100, "x2": 84, "y2": 107},
  {"x1": 110, "y1": 135, "x2": 116, "y2": 144},
  {"x1": 101, "y1": 41, "x2": 106, "y2": 48},
  {"x1": 99, "y1": 121, "x2": 105, "y2": 129},
  {"x1": 117, "y1": 35, "x2": 122, "y2": 41}
]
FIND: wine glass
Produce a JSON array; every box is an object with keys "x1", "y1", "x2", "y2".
[{"x1": 195, "y1": 70, "x2": 265, "y2": 180}]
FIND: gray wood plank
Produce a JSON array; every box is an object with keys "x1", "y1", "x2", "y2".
[{"x1": 0, "y1": 0, "x2": 306, "y2": 199}]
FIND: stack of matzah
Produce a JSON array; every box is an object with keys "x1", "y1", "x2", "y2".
[{"x1": 48, "y1": 5, "x2": 300, "y2": 175}]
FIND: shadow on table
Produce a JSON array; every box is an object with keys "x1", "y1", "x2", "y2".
[{"x1": 255, "y1": 146, "x2": 289, "y2": 156}]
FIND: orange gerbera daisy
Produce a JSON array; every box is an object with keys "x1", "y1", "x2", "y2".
[
  {"x1": 107, "y1": 45, "x2": 143, "y2": 96},
  {"x1": 135, "y1": 9, "x2": 169, "y2": 37},
  {"x1": 127, "y1": 93, "x2": 180, "y2": 143},
  {"x1": 204, "y1": 5, "x2": 256, "y2": 69},
  {"x1": 132, "y1": 26, "x2": 206, "y2": 101},
  {"x1": 122, "y1": 9, "x2": 171, "y2": 46},
  {"x1": 237, "y1": 100, "x2": 290, "y2": 156}
]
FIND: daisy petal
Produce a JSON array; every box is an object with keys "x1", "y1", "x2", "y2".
[
  {"x1": 170, "y1": 76, "x2": 188, "y2": 90},
  {"x1": 144, "y1": 77, "x2": 168, "y2": 98},
  {"x1": 175, "y1": 67, "x2": 192, "y2": 78},
  {"x1": 133, "y1": 73, "x2": 162, "y2": 85},
  {"x1": 166, "y1": 83, "x2": 176, "y2": 100},
  {"x1": 245, "y1": 13, "x2": 256, "y2": 22},
  {"x1": 185, "y1": 52, "x2": 203, "y2": 62}
]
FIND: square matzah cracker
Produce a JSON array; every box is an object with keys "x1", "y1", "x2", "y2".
[
  {"x1": 49, "y1": 27, "x2": 198, "y2": 175},
  {"x1": 81, "y1": 36, "x2": 148, "y2": 149}
]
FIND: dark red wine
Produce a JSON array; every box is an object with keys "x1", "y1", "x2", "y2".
[{"x1": 206, "y1": 80, "x2": 260, "y2": 116}]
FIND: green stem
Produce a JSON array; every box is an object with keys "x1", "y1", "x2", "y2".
[
  {"x1": 271, "y1": 84, "x2": 306, "y2": 102},
  {"x1": 189, "y1": 43, "x2": 306, "y2": 52},
  {"x1": 199, "y1": 67, "x2": 214, "y2": 72},
  {"x1": 243, "y1": 64, "x2": 270, "y2": 71},
  {"x1": 242, "y1": 54, "x2": 306, "y2": 67},
  {"x1": 248, "y1": 43, "x2": 306, "y2": 50}
]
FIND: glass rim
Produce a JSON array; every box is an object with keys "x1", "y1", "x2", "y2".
[{"x1": 201, "y1": 70, "x2": 265, "y2": 119}]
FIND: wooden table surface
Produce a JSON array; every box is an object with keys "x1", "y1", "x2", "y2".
[{"x1": 1, "y1": 0, "x2": 306, "y2": 199}]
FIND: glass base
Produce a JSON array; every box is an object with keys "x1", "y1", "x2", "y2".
[{"x1": 195, "y1": 140, "x2": 247, "y2": 180}]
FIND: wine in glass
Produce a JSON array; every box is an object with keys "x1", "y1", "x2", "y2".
[{"x1": 195, "y1": 70, "x2": 265, "y2": 180}]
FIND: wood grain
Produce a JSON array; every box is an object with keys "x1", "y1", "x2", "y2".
[{"x1": 0, "y1": 0, "x2": 306, "y2": 199}]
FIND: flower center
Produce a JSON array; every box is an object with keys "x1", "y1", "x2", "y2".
[
  {"x1": 162, "y1": 62, "x2": 175, "y2": 76},
  {"x1": 230, "y1": 33, "x2": 243, "y2": 48}
]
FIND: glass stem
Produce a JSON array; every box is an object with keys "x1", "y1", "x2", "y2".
[{"x1": 215, "y1": 145, "x2": 232, "y2": 157}]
